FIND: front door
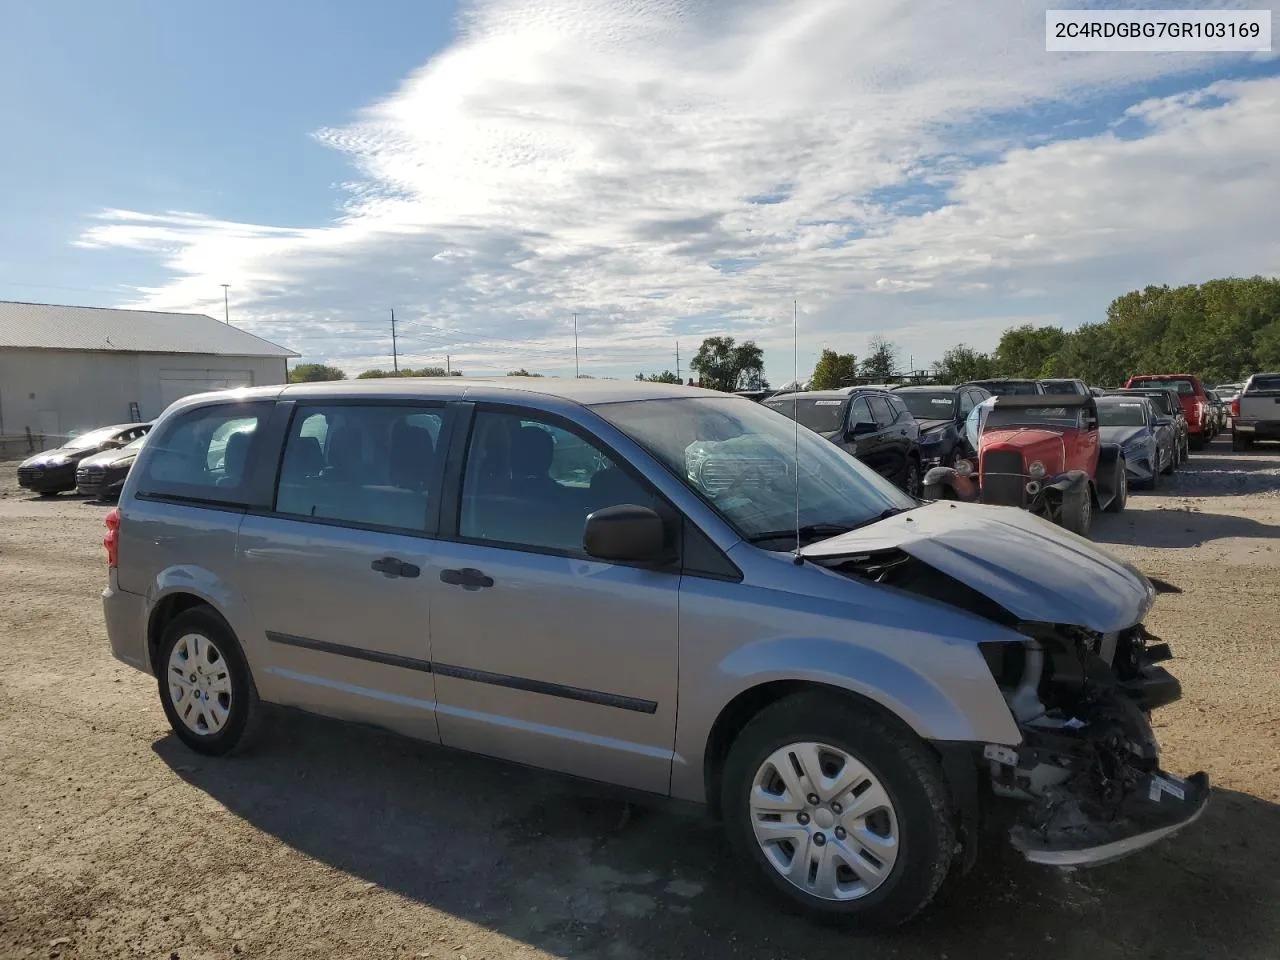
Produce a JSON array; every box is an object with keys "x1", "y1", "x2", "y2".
[
  {"x1": 429, "y1": 406, "x2": 680, "y2": 794},
  {"x1": 237, "y1": 400, "x2": 450, "y2": 743},
  {"x1": 847, "y1": 395, "x2": 889, "y2": 476}
]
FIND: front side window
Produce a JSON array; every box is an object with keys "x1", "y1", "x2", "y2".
[
  {"x1": 459, "y1": 409, "x2": 659, "y2": 555},
  {"x1": 958, "y1": 390, "x2": 976, "y2": 416},
  {"x1": 275, "y1": 404, "x2": 444, "y2": 533},
  {"x1": 869, "y1": 396, "x2": 895, "y2": 428},
  {"x1": 597, "y1": 396, "x2": 914, "y2": 548},
  {"x1": 848, "y1": 397, "x2": 873, "y2": 428},
  {"x1": 135, "y1": 403, "x2": 272, "y2": 504}
]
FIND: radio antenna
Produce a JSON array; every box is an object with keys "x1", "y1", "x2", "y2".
[{"x1": 792, "y1": 298, "x2": 803, "y2": 565}]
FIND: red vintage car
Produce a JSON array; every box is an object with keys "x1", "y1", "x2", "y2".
[{"x1": 921, "y1": 394, "x2": 1127, "y2": 536}]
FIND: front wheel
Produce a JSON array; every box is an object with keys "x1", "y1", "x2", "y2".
[
  {"x1": 902, "y1": 458, "x2": 922, "y2": 499},
  {"x1": 721, "y1": 693, "x2": 954, "y2": 927},
  {"x1": 157, "y1": 608, "x2": 263, "y2": 756},
  {"x1": 1107, "y1": 465, "x2": 1130, "y2": 510},
  {"x1": 1061, "y1": 486, "x2": 1093, "y2": 536}
]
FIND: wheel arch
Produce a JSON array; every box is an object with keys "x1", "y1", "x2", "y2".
[{"x1": 146, "y1": 592, "x2": 236, "y2": 677}]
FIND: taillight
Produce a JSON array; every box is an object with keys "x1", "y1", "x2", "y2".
[
  {"x1": 1231, "y1": 398, "x2": 1240, "y2": 417},
  {"x1": 104, "y1": 507, "x2": 120, "y2": 568}
]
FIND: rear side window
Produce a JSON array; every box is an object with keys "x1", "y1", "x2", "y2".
[
  {"x1": 888, "y1": 396, "x2": 911, "y2": 420},
  {"x1": 868, "y1": 396, "x2": 895, "y2": 428},
  {"x1": 274, "y1": 404, "x2": 445, "y2": 534},
  {"x1": 135, "y1": 403, "x2": 272, "y2": 504}
]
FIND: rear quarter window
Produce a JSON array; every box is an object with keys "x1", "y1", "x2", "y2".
[{"x1": 134, "y1": 402, "x2": 274, "y2": 505}]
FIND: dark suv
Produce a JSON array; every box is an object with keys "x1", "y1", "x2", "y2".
[
  {"x1": 891, "y1": 384, "x2": 990, "y2": 469},
  {"x1": 765, "y1": 388, "x2": 922, "y2": 495}
]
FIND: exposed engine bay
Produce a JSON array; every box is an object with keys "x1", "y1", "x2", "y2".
[{"x1": 818, "y1": 547, "x2": 1210, "y2": 867}]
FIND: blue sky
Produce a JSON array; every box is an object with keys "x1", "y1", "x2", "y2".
[{"x1": 2, "y1": 1, "x2": 1278, "y2": 380}]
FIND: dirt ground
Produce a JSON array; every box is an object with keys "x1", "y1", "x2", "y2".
[{"x1": 2, "y1": 439, "x2": 1279, "y2": 960}]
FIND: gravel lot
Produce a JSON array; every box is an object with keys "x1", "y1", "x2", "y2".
[{"x1": 2, "y1": 439, "x2": 1279, "y2": 960}]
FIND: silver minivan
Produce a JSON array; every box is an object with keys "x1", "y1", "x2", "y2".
[{"x1": 102, "y1": 378, "x2": 1208, "y2": 926}]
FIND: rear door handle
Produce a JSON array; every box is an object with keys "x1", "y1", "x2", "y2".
[
  {"x1": 371, "y1": 557, "x2": 420, "y2": 579},
  {"x1": 440, "y1": 567, "x2": 494, "y2": 590}
]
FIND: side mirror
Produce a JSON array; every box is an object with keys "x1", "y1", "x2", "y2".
[
  {"x1": 848, "y1": 420, "x2": 877, "y2": 437},
  {"x1": 1155, "y1": 416, "x2": 1173, "y2": 427},
  {"x1": 1085, "y1": 416, "x2": 1098, "y2": 430},
  {"x1": 584, "y1": 504, "x2": 671, "y2": 564}
]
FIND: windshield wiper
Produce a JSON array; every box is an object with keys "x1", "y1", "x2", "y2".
[
  {"x1": 847, "y1": 506, "x2": 912, "y2": 531},
  {"x1": 746, "y1": 523, "x2": 854, "y2": 546}
]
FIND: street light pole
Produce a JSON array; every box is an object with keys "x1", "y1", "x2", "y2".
[
  {"x1": 574, "y1": 313, "x2": 580, "y2": 378},
  {"x1": 220, "y1": 284, "x2": 230, "y2": 324}
]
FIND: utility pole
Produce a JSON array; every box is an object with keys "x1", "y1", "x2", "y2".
[
  {"x1": 676, "y1": 340, "x2": 681, "y2": 381},
  {"x1": 390, "y1": 309, "x2": 399, "y2": 372},
  {"x1": 573, "y1": 313, "x2": 580, "y2": 378},
  {"x1": 220, "y1": 284, "x2": 230, "y2": 324},
  {"x1": 446, "y1": 354, "x2": 451, "y2": 375}
]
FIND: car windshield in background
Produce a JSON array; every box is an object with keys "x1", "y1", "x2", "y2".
[
  {"x1": 897, "y1": 391, "x2": 955, "y2": 420},
  {"x1": 62, "y1": 427, "x2": 121, "y2": 451},
  {"x1": 764, "y1": 396, "x2": 847, "y2": 434},
  {"x1": 598, "y1": 396, "x2": 915, "y2": 546},
  {"x1": 1248, "y1": 375, "x2": 1280, "y2": 392},
  {"x1": 1041, "y1": 380, "x2": 1081, "y2": 395},
  {"x1": 984, "y1": 382, "x2": 1040, "y2": 396},
  {"x1": 986, "y1": 406, "x2": 1079, "y2": 428},
  {"x1": 1134, "y1": 377, "x2": 1195, "y2": 396},
  {"x1": 1097, "y1": 402, "x2": 1147, "y2": 427}
]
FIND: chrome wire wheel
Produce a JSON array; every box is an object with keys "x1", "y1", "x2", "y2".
[
  {"x1": 749, "y1": 742, "x2": 900, "y2": 902},
  {"x1": 167, "y1": 632, "x2": 233, "y2": 736}
]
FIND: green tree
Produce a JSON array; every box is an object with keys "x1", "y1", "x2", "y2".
[
  {"x1": 809, "y1": 349, "x2": 858, "y2": 390},
  {"x1": 288, "y1": 363, "x2": 347, "y2": 383},
  {"x1": 1253, "y1": 320, "x2": 1280, "y2": 370},
  {"x1": 635, "y1": 370, "x2": 682, "y2": 383},
  {"x1": 994, "y1": 324, "x2": 1067, "y2": 378},
  {"x1": 355, "y1": 366, "x2": 453, "y2": 379},
  {"x1": 506, "y1": 368, "x2": 543, "y2": 377},
  {"x1": 859, "y1": 336, "x2": 899, "y2": 381},
  {"x1": 932, "y1": 345, "x2": 995, "y2": 384},
  {"x1": 690, "y1": 336, "x2": 766, "y2": 391}
]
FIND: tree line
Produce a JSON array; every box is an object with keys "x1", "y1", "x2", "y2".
[{"x1": 288, "y1": 277, "x2": 1280, "y2": 390}]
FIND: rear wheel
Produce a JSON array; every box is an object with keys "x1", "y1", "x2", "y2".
[
  {"x1": 1061, "y1": 486, "x2": 1093, "y2": 536},
  {"x1": 721, "y1": 693, "x2": 954, "y2": 927},
  {"x1": 157, "y1": 608, "x2": 262, "y2": 756}
]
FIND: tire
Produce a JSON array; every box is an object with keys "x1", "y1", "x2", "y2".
[
  {"x1": 1232, "y1": 432, "x2": 1252, "y2": 452},
  {"x1": 1106, "y1": 464, "x2": 1129, "y2": 510},
  {"x1": 720, "y1": 692, "x2": 954, "y2": 928},
  {"x1": 1161, "y1": 444, "x2": 1175, "y2": 475},
  {"x1": 1188, "y1": 432, "x2": 1205, "y2": 452},
  {"x1": 903, "y1": 457, "x2": 922, "y2": 499},
  {"x1": 1061, "y1": 486, "x2": 1093, "y2": 536},
  {"x1": 156, "y1": 608, "x2": 263, "y2": 756}
]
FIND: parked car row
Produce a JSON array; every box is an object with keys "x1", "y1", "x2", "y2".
[{"x1": 16, "y1": 422, "x2": 152, "y2": 496}]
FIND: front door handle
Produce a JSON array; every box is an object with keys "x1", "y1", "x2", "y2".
[
  {"x1": 371, "y1": 557, "x2": 420, "y2": 579},
  {"x1": 440, "y1": 567, "x2": 494, "y2": 590}
]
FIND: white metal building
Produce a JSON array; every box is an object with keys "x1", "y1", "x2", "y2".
[{"x1": 0, "y1": 300, "x2": 297, "y2": 444}]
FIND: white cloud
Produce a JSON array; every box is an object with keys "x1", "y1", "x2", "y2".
[{"x1": 79, "y1": 0, "x2": 1280, "y2": 379}]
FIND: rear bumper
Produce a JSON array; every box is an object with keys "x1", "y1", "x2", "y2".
[
  {"x1": 1234, "y1": 420, "x2": 1280, "y2": 439},
  {"x1": 103, "y1": 572, "x2": 151, "y2": 673}
]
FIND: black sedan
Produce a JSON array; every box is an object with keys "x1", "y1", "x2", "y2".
[
  {"x1": 17, "y1": 422, "x2": 152, "y2": 496},
  {"x1": 75, "y1": 433, "x2": 148, "y2": 499},
  {"x1": 892, "y1": 384, "x2": 991, "y2": 468}
]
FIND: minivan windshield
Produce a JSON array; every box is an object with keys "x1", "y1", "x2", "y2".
[
  {"x1": 598, "y1": 396, "x2": 915, "y2": 547},
  {"x1": 763, "y1": 396, "x2": 848, "y2": 434}
]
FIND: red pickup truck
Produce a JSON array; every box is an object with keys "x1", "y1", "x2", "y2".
[{"x1": 1123, "y1": 375, "x2": 1211, "y2": 450}]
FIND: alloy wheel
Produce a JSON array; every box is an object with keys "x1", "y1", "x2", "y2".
[
  {"x1": 748, "y1": 742, "x2": 900, "y2": 902},
  {"x1": 166, "y1": 633, "x2": 233, "y2": 736}
]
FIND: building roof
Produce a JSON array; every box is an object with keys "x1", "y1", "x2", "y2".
[{"x1": 0, "y1": 300, "x2": 297, "y2": 358}]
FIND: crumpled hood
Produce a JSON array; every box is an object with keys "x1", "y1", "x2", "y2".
[
  {"x1": 915, "y1": 418, "x2": 952, "y2": 436},
  {"x1": 20, "y1": 449, "x2": 74, "y2": 467},
  {"x1": 801, "y1": 501, "x2": 1154, "y2": 633},
  {"x1": 78, "y1": 447, "x2": 132, "y2": 469}
]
